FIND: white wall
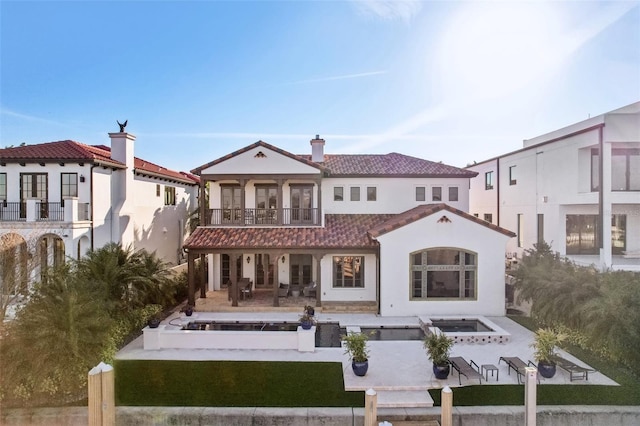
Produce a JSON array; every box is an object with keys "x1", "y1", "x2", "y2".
[
  {"x1": 200, "y1": 146, "x2": 320, "y2": 175},
  {"x1": 376, "y1": 212, "x2": 510, "y2": 317},
  {"x1": 318, "y1": 253, "x2": 377, "y2": 302}
]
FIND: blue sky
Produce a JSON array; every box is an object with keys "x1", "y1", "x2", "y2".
[{"x1": 2, "y1": 0, "x2": 639, "y2": 173}]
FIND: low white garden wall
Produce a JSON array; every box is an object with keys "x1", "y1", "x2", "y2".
[{"x1": 143, "y1": 325, "x2": 316, "y2": 352}]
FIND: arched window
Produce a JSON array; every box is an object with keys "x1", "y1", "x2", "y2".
[{"x1": 410, "y1": 248, "x2": 477, "y2": 300}]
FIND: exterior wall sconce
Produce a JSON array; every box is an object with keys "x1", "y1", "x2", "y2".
[
  {"x1": 281, "y1": 255, "x2": 286, "y2": 263},
  {"x1": 246, "y1": 256, "x2": 251, "y2": 264},
  {"x1": 79, "y1": 175, "x2": 86, "y2": 183}
]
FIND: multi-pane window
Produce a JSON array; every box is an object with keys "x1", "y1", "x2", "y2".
[
  {"x1": 484, "y1": 213, "x2": 493, "y2": 223},
  {"x1": 61, "y1": 173, "x2": 78, "y2": 199},
  {"x1": 156, "y1": 184, "x2": 161, "y2": 197},
  {"x1": 432, "y1": 187, "x2": 442, "y2": 201},
  {"x1": 164, "y1": 186, "x2": 176, "y2": 205},
  {"x1": 566, "y1": 214, "x2": 598, "y2": 255},
  {"x1": 448, "y1": 186, "x2": 458, "y2": 202},
  {"x1": 21, "y1": 173, "x2": 47, "y2": 200},
  {"x1": 509, "y1": 166, "x2": 517, "y2": 185},
  {"x1": 485, "y1": 171, "x2": 494, "y2": 190},
  {"x1": 367, "y1": 187, "x2": 377, "y2": 201},
  {"x1": 0, "y1": 173, "x2": 6, "y2": 201},
  {"x1": 410, "y1": 248, "x2": 477, "y2": 300},
  {"x1": 334, "y1": 186, "x2": 344, "y2": 201},
  {"x1": 350, "y1": 187, "x2": 360, "y2": 201},
  {"x1": 611, "y1": 149, "x2": 640, "y2": 191},
  {"x1": 333, "y1": 256, "x2": 364, "y2": 288},
  {"x1": 416, "y1": 187, "x2": 425, "y2": 202}
]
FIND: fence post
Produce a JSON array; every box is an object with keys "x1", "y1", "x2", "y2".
[
  {"x1": 441, "y1": 386, "x2": 453, "y2": 426},
  {"x1": 88, "y1": 362, "x2": 115, "y2": 426},
  {"x1": 364, "y1": 388, "x2": 377, "y2": 426},
  {"x1": 524, "y1": 366, "x2": 537, "y2": 426}
]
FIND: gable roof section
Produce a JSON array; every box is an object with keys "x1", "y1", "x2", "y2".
[
  {"x1": 191, "y1": 140, "x2": 325, "y2": 175},
  {"x1": 368, "y1": 203, "x2": 516, "y2": 238},
  {"x1": 184, "y1": 214, "x2": 393, "y2": 251},
  {"x1": 0, "y1": 140, "x2": 198, "y2": 185},
  {"x1": 301, "y1": 153, "x2": 477, "y2": 178}
]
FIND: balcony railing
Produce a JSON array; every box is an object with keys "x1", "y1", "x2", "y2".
[
  {"x1": 36, "y1": 202, "x2": 64, "y2": 221},
  {"x1": 205, "y1": 208, "x2": 320, "y2": 226},
  {"x1": 0, "y1": 202, "x2": 26, "y2": 222}
]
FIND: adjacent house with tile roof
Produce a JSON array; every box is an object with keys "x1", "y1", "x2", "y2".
[
  {"x1": 184, "y1": 137, "x2": 515, "y2": 316},
  {"x1": 0, "y1": 131, "x2": 199, "y2": 290},
  {"x1": 466, "y1": 101, "x2": 640, "y2": 272}
]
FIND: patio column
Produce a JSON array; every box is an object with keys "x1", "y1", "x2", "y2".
[
  {"x1": 272, "y1": 253, "x2": 280, "y2": 307},
  {"x1": 277, "y1": 179, "x2": 284, "y2": 225},
  {"x1": 230, "y1": 253, "x2": 239, "y2": 307},
  {"x1": 315, "y1": 177, "x2": 322, "y2": 226},
  {"x1": 313, "y1": 253, "x2": 324, "y2": 307},
  {"x1": 199, "y1": 254, "x2": 206, "y2": 298},
  {"x1": 187, "y1": 251, "x2": 196, "y2": 306}
]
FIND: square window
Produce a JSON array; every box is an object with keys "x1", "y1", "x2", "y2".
[
  {"x1": 350, "y1": 187, "x2": 360, "y2": 201},
  {"x1": 484, "y1": 213, "x2": 493, "y2": 223},
  {"x1": 448, "y1": 186, "x2": 458, "y2": 201},
  {"x1": 367, "y1": 186, "x2": 377, "y2": 201},
  {"x1": 432, "y1": 187, "x2": 442, "y2": 201},
  {"x1": 334, "y1": 186, "x2": 343, "y2": 201},
  {"x1": 416, "y1": 187, "x2": 425, "y2": 202},
  {"x1": 509, "y1": 166, "x2": 517, "y2": 185}
]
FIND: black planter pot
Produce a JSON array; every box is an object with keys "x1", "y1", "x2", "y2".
[
  {"x1": 537, "y1": 361, "x2": 557, "y2": 378},
  {"x1": 184, "y1": 306, "x2": 193, "y2": 317},
  {"x1": 147, "y1": 318, "x2": 160, "y2": 328},
  {"x1": 433, "y1": 363, "x2": 450, "y2": 380},
  {"x1": 352, "y1": 360, "x2": 369, "y2": 376}
]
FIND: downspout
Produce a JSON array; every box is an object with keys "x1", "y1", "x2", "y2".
[
  {"x1": 90, "y1": 164, "x2": 98, "y2": 250},
  {"x1": 496, "y1": 157, "x2": 500, "y2": 227},
  {"x1": 376, "y1": 243, "x2": 381, "y2": 315}
]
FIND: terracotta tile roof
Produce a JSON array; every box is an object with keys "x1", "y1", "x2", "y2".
[
  {"x1": 184, "y1": 214, "x2": 394, "y2": 251},
  {"x1": 0, "y1": 140, "x2": 124, "y2": 168},
  {"x1": 368, "y1": 203, "x2": 516, "y2": 238},
  {"x1": 0, "y1": 140, "x2": 199, "y2": 185},
  {"x1": 306, "y1": 153, "x2": 477, "y2": 177},
  {"x1": 191, "y1": 140, "x2": 325, "y2": 175}
]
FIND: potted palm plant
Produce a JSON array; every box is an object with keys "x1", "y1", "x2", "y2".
[
  {"x1": 342, "y1": 331, "x2": 370, "y2": 376},
  {"x1": 531, "y1": 328, "x2": 565, "y2": 378},
  {"x1": 424, "y1": 330, "x2": 454, "y2": 379}
]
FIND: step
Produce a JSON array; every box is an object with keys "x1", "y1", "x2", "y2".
[
  {"x1": 375, "y1": 389, "x2": 434, "y2": 408},
  {"x1": 379, "y1": 421, "x2": 440, "y2": 426}
]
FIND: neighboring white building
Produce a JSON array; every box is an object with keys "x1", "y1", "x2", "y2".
[
  {"x1": 184, "y1": 138, "x2": 514, "y2": 316},
  {"x1": 467, "y1": 102, "x2": 640, "y2": 271},
  {"x1": 0, "y1": 130, "x2": 199, "y2": 287}
]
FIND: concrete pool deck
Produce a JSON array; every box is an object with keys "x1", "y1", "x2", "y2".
[{"x1": 117, "y1": 313, "x2": 617, "y2": 408}]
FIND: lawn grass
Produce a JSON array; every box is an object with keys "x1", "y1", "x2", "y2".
[
  {"x1": 114, "y1": 360, "x2": 364, "y2": 407},
  {"x1": 429, "y1": 315, "x2": 640, "y2": 406}
]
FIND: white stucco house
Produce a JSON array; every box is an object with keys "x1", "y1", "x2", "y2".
[
  {"x1": 0, "y1": 130, "x2": 199, "y2": 289},
  {"x1": 183, "y1": 138, "x2": 515, "y2": 316},
  {"x1": 467, "y1": 101, "x2": 640, "y2": 271}
]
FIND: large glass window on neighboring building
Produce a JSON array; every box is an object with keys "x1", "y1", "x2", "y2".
[
  {"x1": 566, "y1": 215, "x2": 598, "y2": 255},
  {"x1": 333, "y1": 256, "x2": 364, "y2": 288},
  {"x1": 611, "y1": 149, "x2": 640, "y2": 191},
  {"x1": 410, "y1": 248, "x2": 477, "y2": 300}
]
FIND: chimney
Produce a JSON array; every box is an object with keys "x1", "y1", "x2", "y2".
[
  {"x1": 108, "y1": 129, "x2": 136, "y2": 247},
  {"x1": 310, "y1": 134, "x2": 325, "y2": 163}
]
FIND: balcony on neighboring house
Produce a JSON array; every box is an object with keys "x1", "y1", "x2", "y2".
[
  {"x1": 0, "y1": 199, "x2": 91, "y2": 223},
  {"x1": 204, "y1": 207, "x2": 320, "y2": 226}
]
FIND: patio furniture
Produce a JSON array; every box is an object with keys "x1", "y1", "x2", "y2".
[
  {"x1": 290, "y1": 286, "x2": 301, "y2": 297},
  {"x1": 303, "y1": 281, "x2": 317, "y2": 298},
  {"x1": 239, "y1": 278, "x2": 253, "y2": 300},
  {"x1": 553, "y1": 356, "x2": 596, "y2": 381},
  {"x1": 498, "y1": 356, "x2": 539, "y2": 384},
  {"x1": 481, "y1": 364, "x2": 499, "y2": 382},
  {"x1": 278, "y1": 283, "x2": 290, "y2": 297},
  {"x1": 449, "y1": 357, "x2": 483, "y2": 385}
]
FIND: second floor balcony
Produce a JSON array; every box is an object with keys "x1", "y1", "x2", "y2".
[
  {"x1": 204, "y1": 207, "x2": 320, "y2": 226},
  {"x1": 0, "y1": 199, "x2": 91, "y2": 223}
]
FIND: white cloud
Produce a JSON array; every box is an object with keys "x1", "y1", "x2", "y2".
[
  {"x1": 351, "y1": 0, "x2": 422, "y2": 22},
  {"x1": 0, "y1": 107, "x2": 67, "y2": 127},
  {"x1": 283, "y1": 70, "x2": 388, "y2": 86}
]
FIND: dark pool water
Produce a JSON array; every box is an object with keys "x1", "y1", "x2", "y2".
[
  {"x1": 430, "y1": 319, "x2": 493, "y2": 332},
  {"x1": 360, "y1": 327, "x2": 425, "y2": 341}
]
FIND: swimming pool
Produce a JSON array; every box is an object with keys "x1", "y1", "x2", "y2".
[
  {"x1": 360, "y1": 326, "x2": 425, "y2": 341},
  {"x1": 430, "y1": 319, "x2": 493, "y2": 333}
]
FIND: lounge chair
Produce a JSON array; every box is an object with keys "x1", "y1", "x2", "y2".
[
  {"x1": 303, "y1": 281, "x2": 317, "y2": 298},
  {"x1": 553, "y1": 356, "x2": 596, "y2": 381},
  {"x1": 498, "y1": 356, "x2": 539, "y2": 384},
  {"x1": 449, "y1": 357, "x2": 483, "y2": 385},
  {"x1": 278, "y1": 283, "x2": 290, "y2": 297}
]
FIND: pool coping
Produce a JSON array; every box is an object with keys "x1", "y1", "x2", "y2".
[{"x1": 419, "y1": 315, "x2": 511, "y2": 344}]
